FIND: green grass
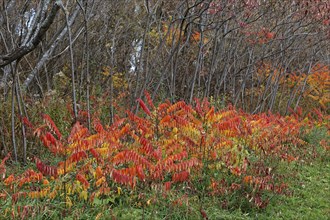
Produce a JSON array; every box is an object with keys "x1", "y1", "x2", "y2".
[
  {"x1": 1, "y1": 152, "x2": 329, "y2": 219},
  {"x1": 2, "y1": 116, "x2": 329, "y2": 219},
  {"x1": 254, "y1": 159, "x2": 330, "y2": 220},
  {"x1": 85, "y1": 158, "x2": 330, "y2": 220},
  {"x1": 188, "y1": 159, "x2": 329, "y2": 220}
]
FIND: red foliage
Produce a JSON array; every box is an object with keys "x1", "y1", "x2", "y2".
[
  {"x1": 21, "y1": 117, "x2": 34, "y2": 129},
  {"x1": 144, "y1": 90, "x2": 155, "y2": 110},
  {"x1": 172, "y1": 171, "x2": 190, "y2": 183},
  {"x1": 112, "y1": 169, "x2": 134, "y2": 187},
  {"x1": 42, "y1": 114, "x2": 62, "y2": 140},
  {"x1": 1, "y1": 94, "x2": 327, "y2": 211},
  {"x1": 164, "y1": 181, "x2": 172, "y2": 191},
  {"x1": 137, "y1": 98, "x2": 151, "y2": 116},
  {"x1": 200, "y1": 208, "x2": 208, "y2": 220},
  {"x1": 35, "y1": 158, "x2": 58, "y2": 178},
  {"x1": 76, "y1": 173, "x2": 90, "y2": 189},
  {"x1": 67, "y1": 151, "x2": 88, "y2": 164},
  {"x1": 0, "y1": 152, "x2": 11, "y2": 180}
]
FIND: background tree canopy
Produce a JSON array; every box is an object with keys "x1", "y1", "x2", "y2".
[{"x1": 0, "y1": 0, "x2": 329, "y2": 159}]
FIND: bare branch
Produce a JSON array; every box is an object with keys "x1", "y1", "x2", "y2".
[{"x1": 0, "y1": 1, "x2": 60, "y2": 68}]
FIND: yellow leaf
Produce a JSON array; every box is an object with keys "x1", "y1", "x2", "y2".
[
  {"x1": 66, "y1": 196, "x2": 73, "y2": 208},
  {"x1": 57, "y1": 168, "x2": 64, "y2": 175},
  {"x1": 95, "y1": 213, "x2": 103, "y2": 220},
  {"x1": 80, "y1": 190, "x2": 88, "y2": 201},
  {"x1": 308, "y1": 94, "x2": 319, "y2": 100},
  {"x1": 29, "y1": 191, "x2": 37, "y2": 199},
  {"x1": 49, "y1": 190, "x2": 57, "y2": 199},
  {"x1": 67, "y1": 185, "x2": 72, "y2": 195},
  {"x1": 95, "y1": 176, "x2": 106, "y2": 187},
  {"x1": 41, "y1": 189, "x2": 48, "y2": 197},
  {"x1": 102, "y1": 66, "x2": 110, "y2": 76}
]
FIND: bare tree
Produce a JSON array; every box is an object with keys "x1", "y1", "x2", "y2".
[
  {"x1": 1, "y1": 0, "x2": 329, "y2": 160},
  {"x1": 0, "y1": 1, "x2": 60, "y2": 68}
]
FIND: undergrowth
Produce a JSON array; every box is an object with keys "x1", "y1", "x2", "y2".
[{"x1": 0, "y1": 94, "x2": 329, "y2": 219}]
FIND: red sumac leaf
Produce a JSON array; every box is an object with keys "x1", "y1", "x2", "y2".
[
  {"x1": 94, "y1": 121, "x2": 105, "y2": 133},
  {"x1": 67, "y1": 151, "x2": 88, "y2": 164},
  {"x1": 35, "y1": 158, "x2": 58, "y2": 178},
  {"x1": 144, "y1": 90, "x2": 155, "y2": 110},
  {"x1": 160, "y1": 115, "x2": 171, "y2": 125},
  {"x1": 172, "y1": 171, "x2": 189, "y2": 183},
  {"x1": 200, "y1": 208, "x2": 208, "y2": 220},
  {"x1": 42, "y1": 114, "x2": 62, "y2": 139},
  {"x1": 89, "y1": 148, "x2": 100, "y2": 161},
  {"x1": 164, "y1": 181, "x2": 172, "y2": 191},
  {"x1": 76, "y1": 173, "x2": 90, "y2": 189},
  {"x1": 22, "y1": 117, "x2": 34, "y2": 129},
  {"x1": 136, "y1": 165, "x2": 145, "y2": 181},
  {"x1": 45, "y1": 132, "x2": 57, "y2": 146},
  {"x1": 112, "y1": 169, "x2": 133, "y2": 186},
  {"x1": 137, "y1": 98, "x2": 151, "y2": 116}
]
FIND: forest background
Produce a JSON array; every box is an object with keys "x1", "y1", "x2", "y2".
[{"x1": 0, "y1": 0, "x2": 329, "y2": 219}]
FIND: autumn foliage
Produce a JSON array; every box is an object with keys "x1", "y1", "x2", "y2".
[{"x1": 0, "y1": 94, "x2": 329, "y2": 218}]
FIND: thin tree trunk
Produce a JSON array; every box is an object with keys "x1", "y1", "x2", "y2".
[
  {"x1": 294, "y1": 62, "x2": 312, "y2": 110},
  {"x1": 77, "y1": 0, "x2": 92, "y2": 129},
  {"x1": 11, "y1": 64, "x2": 17, "y2": 162},
  {"x1": 15, "y1": 76, "x2": 27, "y2": 164},
  {"x1": 58, "y1": 2, "x2": 78, "y2": 120}
]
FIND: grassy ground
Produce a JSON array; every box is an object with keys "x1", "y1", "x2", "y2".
[
  {"x1": 253, "y1": 159, "x2": 330, "y2": 220},
  {"x1": 1, "y1": 110, "x2": 329, "y2": 219},
  {"x1": 3, "y1": 157, "x2": 328, "y2": 219},
  {"x1": 2, "y1": 149, "x2": 329, "y2": 219},
  {"x1": 181, "y1": 158, "x2": 330, "y2": 220},
  {"x1": 79, "y1": 157, "x2": 330, "y2": 220}
]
